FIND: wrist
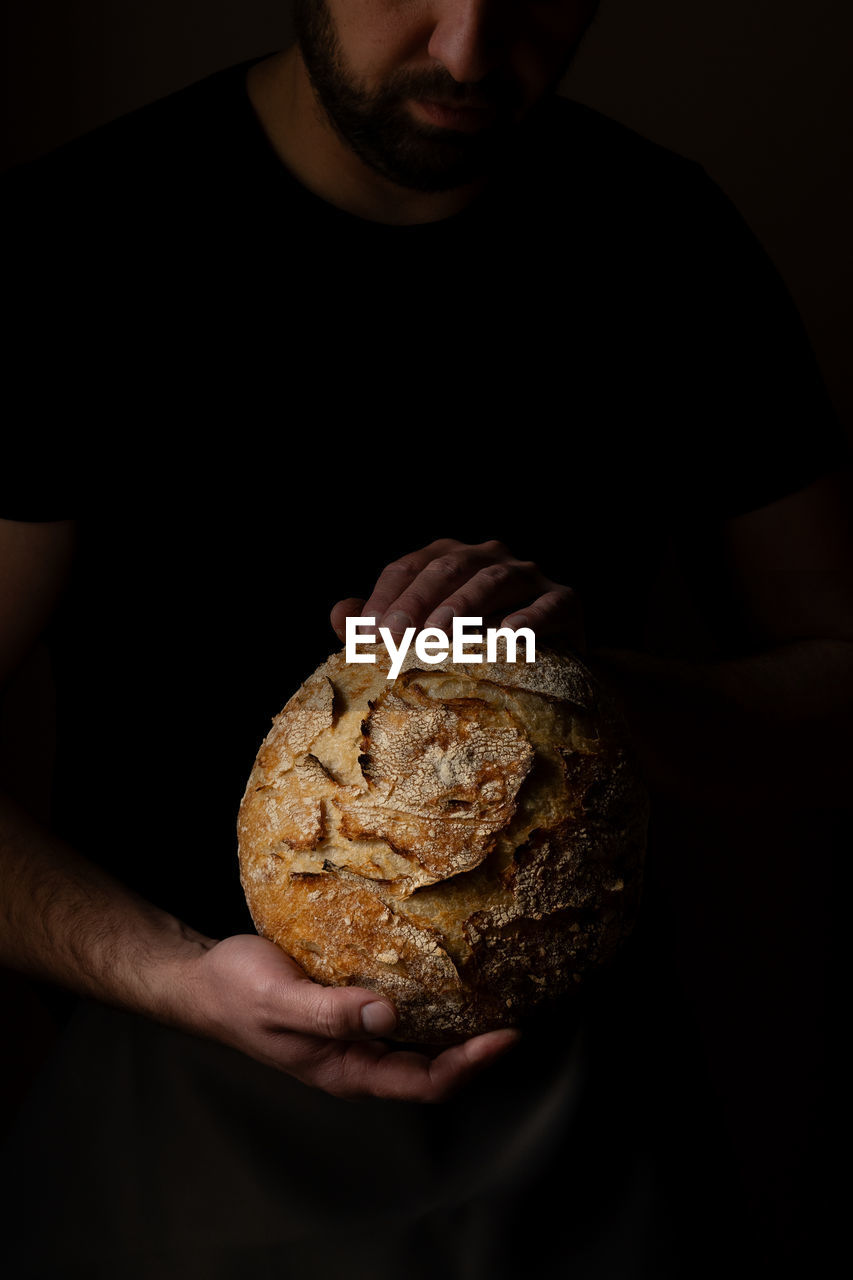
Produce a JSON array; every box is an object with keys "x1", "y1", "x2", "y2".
[{"x1": 133, "y1": 916, "x2": 218, "y2": 1032}]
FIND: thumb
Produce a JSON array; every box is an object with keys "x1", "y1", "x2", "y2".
[{"x1": 280, "y1": 971, "x2": 398, "y2": 1041}]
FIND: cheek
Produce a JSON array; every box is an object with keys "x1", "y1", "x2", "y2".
[{"x1": 336, "y1": 1, "x2": 431, "y2": 72}]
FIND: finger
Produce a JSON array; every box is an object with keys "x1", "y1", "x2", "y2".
[
  {"x1": 421, "y1": 560, "x2": 544, "y2": 632},
  {"x1": 271, "y1": 968, "x2": 399, "y2": 1041},
  {"x1": 360, "y1": 540, "x2": 464, "y2": 629},
  {"x1": 317, "y1": 1027, "x2": 523, "y2": 1103},
  {"x1": 422, "y1": 1027, "x2": 524, "y2": 1101},
  {"x1": 377, "y1": 544, "x2": 514, "y2": 636},
  {"x1": 503, "y1": 586, "x2": 586, "y2": 652},
  {"x1": 330, "y1": 597, "x2": 366, "y2": 642}
]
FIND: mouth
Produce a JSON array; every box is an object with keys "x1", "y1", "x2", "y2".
[{"x1": 409, "y1": 98, "x2": 499, "y2": 132}]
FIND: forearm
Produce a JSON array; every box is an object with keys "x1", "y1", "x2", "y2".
[
  {"x1": 590, "y1": 639, "x2": 853, "y2": 809},
  {"x1": 0, "y1": 790, "x2": 215, "y2": 1023}
]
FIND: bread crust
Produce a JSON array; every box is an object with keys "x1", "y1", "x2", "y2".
[{"x1": 237, "y1": 642, "x2": 648, "y2": 1043}]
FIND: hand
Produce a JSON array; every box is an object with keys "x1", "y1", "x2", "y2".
[
  {"x1": 181, "y1": 934, "x2": 521, "y2": 1102},
  {"x1": 330, "y1": 538, "x2": 585, "y2": 652}
]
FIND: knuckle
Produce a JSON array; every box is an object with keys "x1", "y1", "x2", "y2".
[
  {"x1": 553, "y1": 584, "x2": 577, "y2": 606},
  {"x1": 428, "y1": 538, "x2": 466, "y2": 555},
  {"x1": 384, "y1": 558, "x2": 419, "y2": 578},
  {"x1": 256, "y1": 973, "x2": 287, "y2": 1020},
  {"x1": 480, "y1": 539, "x2": 510, "y2": 557},
  {"x1": 422, "y1": 555, "x2": 465, "y2": 580},
  {"x1": 313, "y1": 997, "x2": 352, "y2": 1041},
  {"x1": 478, "y1": 562, "x2": 514, "y2": 586}
]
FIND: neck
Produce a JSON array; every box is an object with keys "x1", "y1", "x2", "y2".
[{"x1": 246, "y1": 47, "x2": 488, "y2": 227}]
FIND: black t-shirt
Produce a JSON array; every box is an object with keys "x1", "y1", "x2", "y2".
[{"x1": 3, "y1": 52, "x2": 846, "y2": 936}]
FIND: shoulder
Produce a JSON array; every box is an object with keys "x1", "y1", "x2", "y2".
[
  {"x1": 529, "y1": 95, "x2": 738, "y2": 243},
  {"x1": 540, "y1": 95, "x2": 706, "y2": 186},
  {"x1": 3, "y1": 53, "x2": 277, "y2": 313},
  {"x1": 530, "y1": 98, "x2": 848, "y2": 515},
  {"x1": 530, "y1": 95, "x2": 792, "y2": 294},
  {"x1": 3, "y1": 55, "x2": 268, "y2": 214}
]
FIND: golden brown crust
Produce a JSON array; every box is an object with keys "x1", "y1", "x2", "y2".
[
  {"x1": 334, "y1": 677, "x2": 534, "y2": 882},
  {"x1": 238, "y1": 640, "x2": 648, "y2": 1043}
]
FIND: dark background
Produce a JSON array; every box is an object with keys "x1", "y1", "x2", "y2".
[{"x1": 3, "y1": 0, "x2": 852, "y2": 441}]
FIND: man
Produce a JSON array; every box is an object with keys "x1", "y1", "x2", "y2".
[{"x1": 2, "y1": 1, "x2": 850, "y2": 1275}]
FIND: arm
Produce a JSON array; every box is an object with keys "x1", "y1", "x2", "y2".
[
  {"x1": 591, "y1": 472, "x2": 851, "y2": 1259},
  {"x1": 590, "y1": 470, "x2": 853, "y2": 810},
  {"x1": 0, "y1": 519, "x2": 519, "y2": 1102},
  {"x1": 334, "y1": 488, "x2": 846, "y2": 1255},
  {"x1": 330, "y1": 480, "x2": 853, "y2": 812}
]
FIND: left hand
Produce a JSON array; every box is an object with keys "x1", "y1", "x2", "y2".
[{"x1": 330, "y1": 538, "x2": 585, "y2": 652}]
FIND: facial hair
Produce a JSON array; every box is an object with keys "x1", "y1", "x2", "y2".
[{"x1": 293, "y1": 0, "x2": 595, "y2": 193}]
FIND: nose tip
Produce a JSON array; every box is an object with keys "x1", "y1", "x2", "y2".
[{"x1": 427, "y1": 0, "x2": 506, "y2": 85}]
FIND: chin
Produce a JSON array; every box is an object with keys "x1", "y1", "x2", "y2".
[{"x1": 350, "y1": 118, "x2": 516, "y2": 193}]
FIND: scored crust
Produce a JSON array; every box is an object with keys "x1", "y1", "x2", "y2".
[{"x1": 237, "y1": 640, "x2": 648, "y2": 1043}]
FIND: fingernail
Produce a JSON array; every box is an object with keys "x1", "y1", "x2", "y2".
[
  {"x1": 361, "y1": 1001, "x2": 397, "y2": 1036},
  {"x1": 503, "y1": 614, "x2": 529, "y2": 629},
  {"x1": 429, "y1": 607, "x2": 455, "y2": 631},
  {"x1": 382, "y1": 611, "x2": 413, "y2": 636}
]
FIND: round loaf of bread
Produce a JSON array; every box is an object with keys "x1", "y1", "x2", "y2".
[{"x1": 237, "y1": 640, "x2": 648, "y2": 1044}]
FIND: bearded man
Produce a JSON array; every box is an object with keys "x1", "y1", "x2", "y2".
[
  {"x1": 2, "y1": 2, "x2": 850, "y2": 1277},
  {"x1": 259, "y1": 0, "x2": 603, "y2": 212}
]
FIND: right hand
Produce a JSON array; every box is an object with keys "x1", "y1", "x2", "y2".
[
  {"x1": 331, "y1": 537, "x2": 585, "y2": 653},
  {"x1": 181, "y1": 933, "x2": 521, "y2": 1103}
]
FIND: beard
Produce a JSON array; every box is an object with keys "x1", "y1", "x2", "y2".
[{"x1": 293, "y1": 0, "x2": 593, "y2": 193}]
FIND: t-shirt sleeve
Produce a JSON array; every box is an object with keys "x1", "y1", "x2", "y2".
[
  {"x1": 664, "y1": 164, "x2": 850, "y2": 520},
  {"x1": 3, "y1": 150, "x2": 98, "y2": 524}
]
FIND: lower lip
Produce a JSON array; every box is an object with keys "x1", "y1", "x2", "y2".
[{"x1": 411, "y1": 99, "x2": 496, "y2": 132}]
